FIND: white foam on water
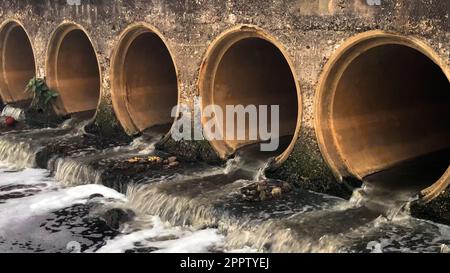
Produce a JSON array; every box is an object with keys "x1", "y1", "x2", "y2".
[
  {"x1": 0, "y1": 178, "x2": 126, "y2": 236},
  {"x1": 227, "y1": 247, "x2": 260, "y2": 253},
  {"x1": 357, "y1": 215, "x2": 450, "y2": 253},
  {"x1": 2, "y1": 143, "x2": 450, "y2": 253},
  {"x1": 94, "y1": 216, "x2": 183, "y2": 253},
  {"x1": 223, "y1": 156, "x2": 242, "y2": 175},
  {"x1": 0, "y1": 164, "x2": 225, "y2": 253},
  {"x1": 366, "y1": 241, "x2": 385, "y2": 253},
  {"x1": 152, "y1": 229, "x2": 223, "y2": 253},
  {"x1": 129, "y1": 136, "x2": 157, "y2": 155},
  {"x1": 0, "y1": 164, "x2": 51, "y2": 187},
  {"x1": 95, "y1": 216, "x2": 223, "y2": 253}
]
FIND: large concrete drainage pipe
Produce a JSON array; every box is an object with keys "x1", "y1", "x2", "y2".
[
  {"x1": 46, "y1": 23, "x2": 101, "y2": 117},
  {"x1": 316, "y1": 31, "x2": 450, "y2": 201},
  {"x1": 0, "y1": 20, "x2": 36, "y2": 104},
  {"x1": 199, "y1": 26, "x2": 302, "y2": 166},
  {"x1": 111, "y1": 24, "x2": 179, "y2": 138}
]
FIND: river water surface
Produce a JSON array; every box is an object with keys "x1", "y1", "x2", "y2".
[{"x1": 0, "y1": 125, "x2": 450, "y2": 253}]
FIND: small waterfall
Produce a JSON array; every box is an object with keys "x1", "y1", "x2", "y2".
[
  {"x1": 348, "y1": 186, "x2": 368, "y2": 207},
  {"x1": 49, "y1": 135, "x2": 160, "y2": 186},
  {"x1": 253, "y1": 160, "x2": 271, "y2": 181},
  {"x1": 123, "y1": 180, "x2": 348, "y2": 253},
  {"x1": 346, "y1": 180, "x2": 418, "y2": 223},
  {"x1": 115, "y1": 140, "x2": 286, "y2": 250},
  {"x1": 125, "y1": 180, "x2": 221, "y2": 228},
  {"x1": 59, "y1": 118, "x2": 92, "y2": 136},
  {"x1": 123, "y1": 169, "x2": 251, "y2": 228},
  {"x1": 0, "y1": 118, "x2": 92, "y2": 168},
  {"x1": 1, "y1": 105, "x2": 26, "y2": 121},
  {"x1": 223, "y1": 156, "x2": 242, "y2": 175},
  {"x1": 223, "y1": 154, "x2": 273, "y2": 180},
  {"x1": 0, "y1": 138, "x2": 39, "y2": 168},
  {"x1": 121, "y1": 159, "x2": 313, "y2": 252},
  {"x1": 128, "y1": 136, "x2": 156, "y2": 155},
  {"x1": 53, "y1": 157, "x2": 103, "y2": 186},
  {"x1": 223, "y1": 219, "x2": 345, "y2": 253}
]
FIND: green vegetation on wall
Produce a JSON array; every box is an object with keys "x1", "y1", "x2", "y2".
[{"x1": 25, "y1": 77, "x2": 58, "y2": 111}]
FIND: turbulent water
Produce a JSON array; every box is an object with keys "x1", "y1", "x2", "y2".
[{"x1": 0, "y1": 127, "x2": 450, "y2": 253}]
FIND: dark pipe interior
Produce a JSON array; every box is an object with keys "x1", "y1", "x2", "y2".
[
  {"x1": 213, "y1": 37, "x2": 298, "y2": 158},
  {"x1": 332, "y1": 44, "x2": 450, "y2": 192},
  {"x1": 123, "y1": 32, "x2": 178, "y2": 134},
  {"x1": 0, "y1": 24, "x2": 35, "y2": 103},
  {"x1": 55, "y1": 29, "x2": 100, "y2": 115}
]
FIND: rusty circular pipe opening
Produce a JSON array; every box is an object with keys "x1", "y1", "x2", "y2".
[
  {"x1": 111, "y1": 24, "x2": 179, "y2": 137},
  {"x1": 0, "y1": 20, "x2": 36, "y2": 104},
  {"x1": 315, "y1": 31, "x2": 450, "y2": 201},
  {"x1": 46, "y1": 23, "x2": 101, "y2": 117},
  {"x1": 198, "y1": 26, "x2": 302, "y2": 166}
]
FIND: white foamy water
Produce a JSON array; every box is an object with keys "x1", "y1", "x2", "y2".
[
  {"x1": 96, "y1": 216, "x2": 223, "y2": 253},
  {"x1": 1, "y1": 134, "x2": 450, "y2": 253},
  {"x1": 0, "y1": 163, "x2": 51, "y2": 187},
  {"x1": 0, "y1": 162, "x2": 224, "y2": 253},
  {"x1": 0, "y1": 169, "x2": 125, "y2": 234}
]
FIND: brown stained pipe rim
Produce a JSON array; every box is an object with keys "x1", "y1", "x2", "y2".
[
  {"x1": 0, "y1": 19, "x2": 37, "y2": 104},
  {"x1": 110, "y1": 22, "x2": 180, "y2": 138},
  {"x1": 46, "y1": 21, "x2": 102, "y2": 117},
  {"x1": 314, "y1": 30, "x2": 450, "y2": 202},
  {"x1": 198, "y1": 25, "x2": 302, "y2": 167}
]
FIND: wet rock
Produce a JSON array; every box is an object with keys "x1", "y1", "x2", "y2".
[
  {"x1": 125, "y1": 247, "x2": 159, "y2": 253},
  {"x1": 88, "y1": 194, "x2": 104, "y2": 200},
  {"x1": 145, "y1": 235, "x2": 179, "y2": 242},
  {"x1": 158, "y1": 138, "x2": 222, "y2": 164},
  {"x1": 101, "y1": 208, "x2": 135, "y2": 230},
  {"x1": 410, "y1": 190, "x2": 450, "y2": 226},
  {"x1": 241, "y1": 180, "x2": 294, "y2": 202}
]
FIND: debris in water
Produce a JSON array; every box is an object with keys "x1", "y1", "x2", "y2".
[
  {"x1": 127, "y1": 156, "x2": 163, "y2": 164},
  {"x1": 125, "y1": 155, "x2": 180, "y2": 170},
  {"x1": 4, "y1": 116, "x2": 16, "y2": 127},
  {"x1": 271, "y1": 187, "x2": 282, "y2": 198},
  {"x1": 241, "y1": 180, "x2": 293, "y2": 202}
]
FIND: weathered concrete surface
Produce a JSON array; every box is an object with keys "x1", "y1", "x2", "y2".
[{"x1": 0, "y1": 0, "x2": 448, "y2": 199}]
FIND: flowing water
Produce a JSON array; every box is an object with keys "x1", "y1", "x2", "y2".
[{"x1": 0, "y1": 126, "x2": 450, "y2": 253}]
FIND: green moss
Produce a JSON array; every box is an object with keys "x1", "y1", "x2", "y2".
[
  {"x1": 410, "y1": 190, "x2": 450, "y2": 226},
  {"x1": 25, "y1": 77, "x2": 58, "y2": 111},
  {"x1": 87, "y1": 101, "x2": 131, "y2": 141},
  {"x1": 24, "y1": 107, "x2": 64, "y2": 128},
  {"x1": 267, "y1": 129, "x2": 351, "y2": 198},
  {"x1": 158, "y1": 138, "x2": 223, "y2": 164}
]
